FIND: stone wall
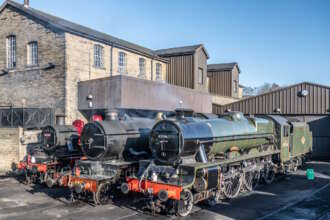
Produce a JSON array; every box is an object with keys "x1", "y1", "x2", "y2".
[
  {"x1": 65, "y1": 33, "x2": 167, "y2": 123},
  {"x1": 0, "y1": 127, "x2": 22, "y2": 173},
  {"x1": 0, "y1": 6, "x2": 66, "y2": 115},
  {"x1": 212, "y1": 94, "x2": 240, "y2": 106}
]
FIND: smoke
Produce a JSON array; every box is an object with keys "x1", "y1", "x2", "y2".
[{"x1": 150, "y1": 81, "x2": 193, "y2": 111}]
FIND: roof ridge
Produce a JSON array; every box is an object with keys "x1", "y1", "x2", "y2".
[
  {"x1": 1, "y1": 0, "x2": 167, "y2": 61},
  {"x1": 154, "y1": 44, "x2": 203, "y2": 52},
  {"x1": 208, "y1": 62, "x2": 238, "y2": 66},
  {"x1": 217, "y1": 81, "x2": 330, "y2": 108}
]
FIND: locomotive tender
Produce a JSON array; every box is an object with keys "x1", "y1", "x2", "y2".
[{"x1": 124, "y1": 112, "x2": 313, "y2": 216}]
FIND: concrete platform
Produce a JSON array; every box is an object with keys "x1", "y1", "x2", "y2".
[{"x1": 0, "y1": 161, "x2": 329, "y2": 220}]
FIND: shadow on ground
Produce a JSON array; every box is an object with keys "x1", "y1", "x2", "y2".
[{"x1": 1, "y1": 161, "x2": 329, "y2": 220}]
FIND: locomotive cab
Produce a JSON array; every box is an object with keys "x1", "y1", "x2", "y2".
[
  {"x1": 42, "y1": 125, "x2": 80, "y2": 154},
  {"x1": 268, "y1": 115, "x2": 312, "y2": 164}
]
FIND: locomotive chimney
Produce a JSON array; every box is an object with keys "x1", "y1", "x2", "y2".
[
  {"x1": 105, "y1": 109, "x2": 118, "y2": 121},
  {"x1": 56, "y1": 115, "x2": 65, "y2": 125},
  {"x1": 24, "y1": 0, "x2": 29, "y2": 8},
  {"x1": 175, "y1": 109, "x2": 185, "y2": 119},
  {"x1": 175, "y1": 108, "x2": 194, "y2": 119}
]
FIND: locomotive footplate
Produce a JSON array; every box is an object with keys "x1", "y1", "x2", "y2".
[
  {"x1": 69, "y1": 160, "x2": 139, "y2": 204},
  {"x1": 126, "y1": 178, "x2": 183, "y2": 201}
]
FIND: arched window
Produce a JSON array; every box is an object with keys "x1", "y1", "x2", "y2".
[{"x1": 6, "y1": 35, "x2": 16, "y2": 68}]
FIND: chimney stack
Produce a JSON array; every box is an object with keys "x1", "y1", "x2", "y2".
[{"x1": 24, "y1": 0, "x2": 29, "y2": 8}]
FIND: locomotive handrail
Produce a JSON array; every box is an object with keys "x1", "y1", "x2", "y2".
[
  {"x1": 93, "y1": 132, "x2": 141, "y2": 136},
  {"x1": 198, "y1": 133, "x2": 274, "y2": 144},
  {"x1": 183, "y1": 149, "x2": 281, "y2": 169}
]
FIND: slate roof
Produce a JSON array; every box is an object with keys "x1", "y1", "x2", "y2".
[
  {"x1": 155, "y1": 44, "x2": 209, "y2": 58},
  {"x1": 207, "y1": 62, "x2": 240, "y2": 73},
  {"x1": 0, "y1": 0, "x2": 167, "y2": 62}
]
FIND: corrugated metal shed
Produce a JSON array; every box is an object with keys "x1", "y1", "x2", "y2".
[
  {"x1": 213, "y1": 82, "x2": 330, "y2": 115},
  {"x1": 213, "y1": 82, "x2": 330, "y2": 159}
]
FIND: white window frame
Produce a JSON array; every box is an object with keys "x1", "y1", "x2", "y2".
[
  {"x1": 156, "y1": 63, "x2": 162, "y2": 80},
  {"x1": 6, "y1": 35, "x2": 16, "y2": 69},
  {"x1": 94, "y1": 44, "x2": 104, "y2": 68},
  {"x1": 118, "y1": 51, "x2": 127, "y2": 74},
  {"x1": 139, "y1": 57, "x2": 146, "y2": 77},
  {"x1": 27, "y1": 41, "x2": 38, "y2": 66},
  {"x1": 198, "y1": 67, "x2": 204, "y2": 84},
  {"x1": 234, "y1": 80, "x2": 238, "y2": 93}
]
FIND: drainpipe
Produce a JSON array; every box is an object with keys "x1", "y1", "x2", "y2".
[
  {"x1": 110, "y1": 43, "x2": 113, "y2": 76},
  {"x1": 151, "y1": 59, "x2": 153, "y2": 80},
  {"x1": 89, "y1": 45, "x2": 91, "y2": 80}
]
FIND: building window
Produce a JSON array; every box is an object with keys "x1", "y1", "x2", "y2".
[
  {"x1": 6, "y1": 35, "x2": 16, "y2": 68},
  {"x1": 198, "y1": 68, "x2": 204, "y2": 84},
  {"x1": 139, "y1": 58, "x2": 146, "y2": 77},
  {"x1": 118, "y1": 51, "x2": 127, "y2": 74},
  {"x1": 234, "y1": 80, "x2": 238, "y2": 93},
  {"x1": 156, "y1": 63, "x2": 162, "y2": 80},
  {"x1": 94, "y1": 44, "x2": 104, "y2": 68},
  {"x1": 27, "y1": 41, "x2": 38, "y2": 66}
]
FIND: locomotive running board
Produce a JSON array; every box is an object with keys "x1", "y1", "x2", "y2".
[
  {"x1": 184, "y1": 149, "x2": 281, "y2": 169},
  {"x1": 198, "y1": 133, "x2": 275, "y2": 144}
]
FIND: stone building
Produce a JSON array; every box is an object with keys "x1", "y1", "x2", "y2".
[
  {"x1": 0, "y1": 0, "x2": 241, "y2": 125},
  {"x1": 0, "y1": 0, "x2": 168, "y2": 124}
]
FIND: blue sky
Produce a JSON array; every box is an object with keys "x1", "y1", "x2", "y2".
[{"x1": 7, "y1": 0, "x2": 330, "y2": 87}]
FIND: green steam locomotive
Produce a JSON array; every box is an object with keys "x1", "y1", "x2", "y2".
[{"x1": 124, "y1": 112, "x2": 312, "y2": 216}]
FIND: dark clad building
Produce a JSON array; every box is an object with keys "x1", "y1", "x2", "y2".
[
  {"x1": 207, "y1": 62, "x2": 241, "y2": 98},
  {"x1": 213, "y1": 82, "x2": 330, "y2": 159},
  {"x1": 155, "y1": 44, "x2": 209, "y2": 92}
]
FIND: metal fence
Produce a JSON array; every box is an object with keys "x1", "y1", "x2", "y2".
[{"x1": 0, "y1": 107, "x2": 54, "y2": 128}]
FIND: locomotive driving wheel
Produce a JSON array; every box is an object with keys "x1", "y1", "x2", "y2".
[
  {"x1": 177, "y1": 189, "x2": 194, "y2": 217},
  {"x1": 93, "y1": 183, "x2": 111, "y2": 205},
  {"x1": 223, "y1": 169, "x2": 243, "y2": 199},
  {"x1": 243, "y1": 170, "x2": 260, "y2": 192},
  {"x1": 262, "y1": 162, "x2": 275, "y2": 184}
]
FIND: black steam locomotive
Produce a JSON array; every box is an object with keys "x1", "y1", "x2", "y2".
[
  {"x1": 69, "y1": 110, "x2": 165, "y2": 204},
  {"x1": 18, "y1": 117, "x2": 91, "y2": 187},
  {"x1": 69, "y1": 110, "x2": 312, "y2": 216}
]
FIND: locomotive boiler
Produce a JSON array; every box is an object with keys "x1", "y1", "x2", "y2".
[
  {"x1": 80, "y1": 111, "x2": 155, "y2": 161},
  {"x1": 125, "y1": 112, "x2": 313, "y2": 216},
  {"x1": 150, "y1": 112, "x2": 275, "y2": 165}
]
